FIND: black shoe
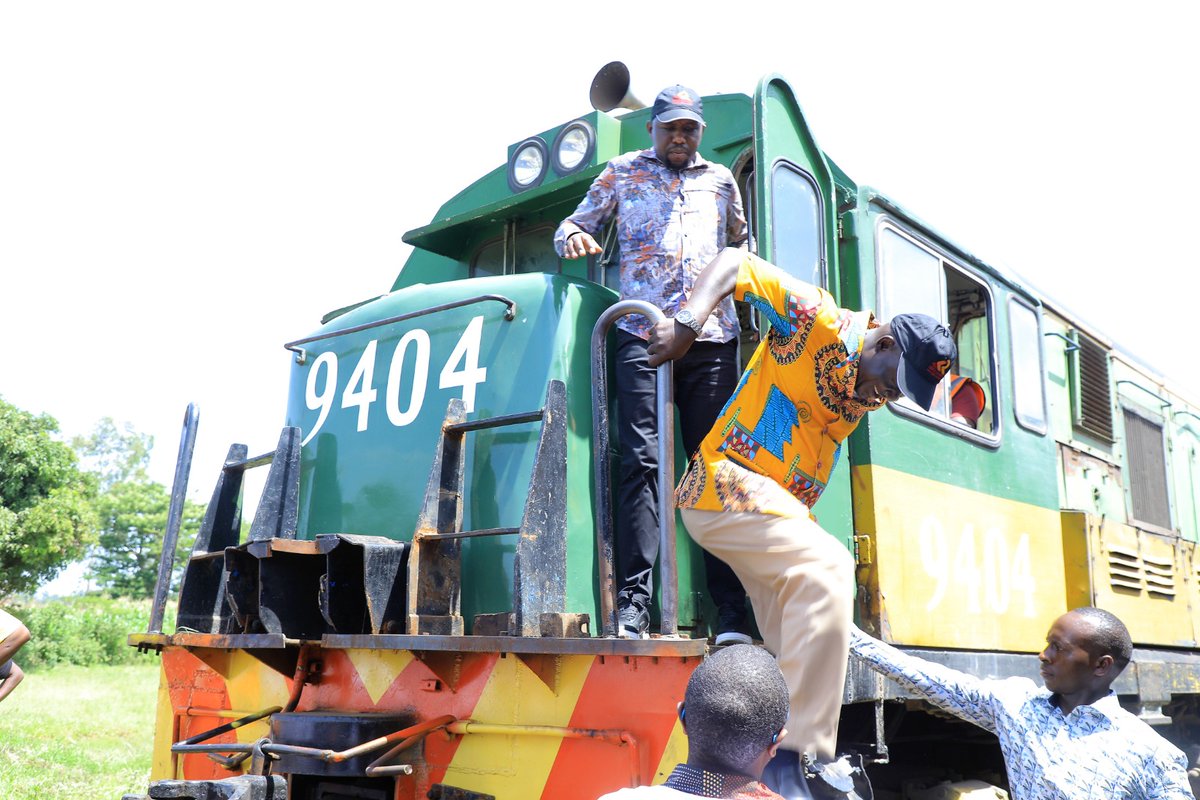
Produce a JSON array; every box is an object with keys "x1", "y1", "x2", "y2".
[
  {"x1": 714, "y1": 603, "x2": 752, "y2": 646},
  {"x1": 617, "y1": 602, "x2": 649, "y2": 639}
]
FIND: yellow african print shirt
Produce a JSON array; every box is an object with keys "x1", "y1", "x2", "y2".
[{"x1": 675, "y1": 254, "x2": 880, "y2": 516}]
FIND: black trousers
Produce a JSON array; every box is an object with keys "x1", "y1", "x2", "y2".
[{"x1": 613, "y1": 329, "x2": 747, "y2": 619}]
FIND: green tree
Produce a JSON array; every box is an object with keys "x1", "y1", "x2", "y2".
[
  {"x1": 71, "y1": 417, "x2": 152, "y2": 492},
  {"x1": 90, "y1": 480, "x2": 205, "y2": 598},
  {"x1": 0, "y1": 397, "x2": 98, "y2": 598},
  {"x1": 71, "y1": 418, "x2": 204, "y2": 598}
]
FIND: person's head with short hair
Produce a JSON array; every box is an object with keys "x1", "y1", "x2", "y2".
[
  {"x1": 855, "y1": 314, "x2": 956, "y2": 410},
  {"x1": 1039, "y1": 607, "x2": 1133, "y2": 712},
  {"x1": 647, "y1": 84, "x2": 704, "y2": 170},
  {"x1": 680, "y1": 645, "x2": 789, "y2": 779}
]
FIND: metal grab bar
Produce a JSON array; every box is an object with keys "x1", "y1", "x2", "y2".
[
  {"x1": 171, "y1": 715, "x2": 457, "y2": 777},
  {"x1": 149, "y1": 403, "x2": 199, "y2": 635},
  {"x1": 283, "y1": 293, "x2": 517, "y2": 364},
  {"x1": 591, "y1": 301, "x2": 677, "y2": 638}
]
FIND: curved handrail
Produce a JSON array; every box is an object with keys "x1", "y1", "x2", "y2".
[
  {"x1": 590, "y1": 301, "x2": 677, "y2": 637},
  {"x1": 283, "y1": 294, "x2": 517, "y2": 364}
]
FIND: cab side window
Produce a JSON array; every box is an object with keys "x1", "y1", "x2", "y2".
[
  {"x1": 472, "y1": 224, "x2": 560, "y2": 278},
  {"x1": 771, "y1": 162, "x2": 824, "y2": 287},
  {"x1": 877, "y1": 223, "x2": 998, "y2": 436},
  {"x1": 1009, "y1": 298, "x2": 1047, "y2": 433}
]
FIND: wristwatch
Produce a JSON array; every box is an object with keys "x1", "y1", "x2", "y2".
[{"x1": 673, "y1": 308, "x2": 704, "y2": 335}]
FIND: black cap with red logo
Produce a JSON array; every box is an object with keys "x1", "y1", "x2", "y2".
[
  {"x1": 891, "y1": 314, "x2": 957, "y2": 411},
  {"x1": 652, "y1": 85, "x2": 704, "y2": 125}
]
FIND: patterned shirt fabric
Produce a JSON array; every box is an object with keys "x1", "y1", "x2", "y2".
[
  {"x1": 553, "y1": 148, "x2": 747, "y2": 342},
  {"x1": 849, "y1": 628, "x2": 1195, "y2": 800},
  {"x1": 675, "y1": 253, "x2": 879, "y2": 516},
  {"x1": 597, "y1": 765, "x2": 782, "y2": 799},
  {"x1": 663, "y1": 764, "x2": 783, "y2": 798}
]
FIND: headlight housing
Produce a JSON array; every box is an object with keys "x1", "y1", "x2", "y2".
[
  {"x1": 507, "y1": 137, "x2": 548, "y2": 192},
  {"x1": 552, "y1": 120, "x2": 595, "y2": 175}
]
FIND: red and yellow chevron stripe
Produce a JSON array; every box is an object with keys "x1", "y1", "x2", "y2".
[{"x1": 151, "y1": 641, "x2": 703, "y2": 799}]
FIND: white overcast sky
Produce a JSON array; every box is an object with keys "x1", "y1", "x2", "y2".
[{"x1": 3, "y1": 1, "x2": 1198, "y2": 520}]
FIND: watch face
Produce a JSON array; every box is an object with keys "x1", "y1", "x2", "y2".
[{"x1": 676, "y1": 310, "x2": 700, "y2": 332}]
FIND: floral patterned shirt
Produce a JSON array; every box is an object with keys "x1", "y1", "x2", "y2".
[
  {"x1": 553, "y1": 148, "x2": 747, "y2": 341},
  {"x1": 675, "y1": 254, "x2": 880, "y2": 516},
  {"x1": 850, "y1": 628, "x2": 1195, "y2": 800}
]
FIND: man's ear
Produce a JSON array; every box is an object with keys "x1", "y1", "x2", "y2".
[
  {"x1": 768, "y1": 727, "x2": 787, "y2": 758},
  {"x1": 677, "y1": 701, "x2": 686, "y2": 732},
  {"x1": 646, "y1": 120, "x2": 654, "y2": 136},
  {"x1": 876, "y1": 333, "x2": 897, "y2": 352},
  {"x1": 1094, "y1": 653, "x2": 1115, "y2": 677}
]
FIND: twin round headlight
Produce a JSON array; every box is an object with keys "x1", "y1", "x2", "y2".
[{"x1": 507, "y1": 120, "x2": 596, "y2": 193}]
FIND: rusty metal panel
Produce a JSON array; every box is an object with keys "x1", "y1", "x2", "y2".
[
  {"x1": 514, "y1": 380, "x2": 568, "y2": 636},
  {"x1": 1087, "y1": 515, "x2": 1195, "y2": 647},
  {"x1": 319, "y1": 534, "x2": 408, "y2": 635},
  {"x1": 249, "y1": 427, "x2": 302, "y2": 542},
  {"x1": 408, "y1": 399, "x2": 467, "y2": 635}
]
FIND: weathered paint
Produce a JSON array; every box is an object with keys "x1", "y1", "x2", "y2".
[
  {"x1": 151, "y1": 645, "x2": 698, "y2": 799},
  {"x1": 1063, "y1": 511, "x2": 1198, "y2": 647},
  {"x1": 854, "y1": 464, "x2": 1065, "y2": 652}
]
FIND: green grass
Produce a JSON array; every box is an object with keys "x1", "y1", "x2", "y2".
[{"x1": 0, "y1": 660, "x2": 161, "y2": 800}]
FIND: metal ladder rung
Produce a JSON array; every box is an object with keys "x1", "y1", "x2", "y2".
[
  {"x1": 224, "y1": 451, "x2": 275, "y2": 471},
  {"x1": 445, "y1": 409, "x2": 544, "y2": 434},
  {"x1": 419, "y1": 527, "x2": 520, "y2": 542}
]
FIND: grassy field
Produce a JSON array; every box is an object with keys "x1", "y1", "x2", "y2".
[{"x1": 0, "y1": 660, "x2": 161, "y2": 800}]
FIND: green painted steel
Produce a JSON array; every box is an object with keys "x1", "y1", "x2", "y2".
[
  {"x1": 839, "y1": 194, "x2": 1062, "y2": 513},
  {"x1": 276, "y1": 72, "x2": 1200, "y2": 650},
  {"x1": 286, "y1": 275, "x2": 596, "y2": 626}
]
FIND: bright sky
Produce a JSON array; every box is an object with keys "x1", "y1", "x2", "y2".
[{"x1": 3, "y1": 2, "x2": 1197, "y2": 563}]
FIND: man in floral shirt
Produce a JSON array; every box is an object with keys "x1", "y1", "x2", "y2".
[
  {"x1": 648, "y1": 246, "x2": 955, "y2": 798},
  {"x1": 556, "y1": 84, "x2": 750, "y2": 642}
]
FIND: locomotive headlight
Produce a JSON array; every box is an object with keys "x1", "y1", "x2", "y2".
[
  {"x1": 508, "y1": 138, "x2": 548, "y2": 192},
  {"x1": 552, "y1": 120, "x2": 595, "y2": 175}
]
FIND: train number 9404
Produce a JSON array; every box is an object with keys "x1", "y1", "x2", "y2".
[
  {"x1": 917, "y1": 516, "x2": 1037, "y2": 618},
  {"x1": 301, "y1": 315, "x2": 488, "y2": 446}
]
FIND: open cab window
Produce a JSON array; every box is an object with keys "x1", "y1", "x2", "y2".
[{"x1": 876, "y1": 221, "x2": 999, "y2": 441}]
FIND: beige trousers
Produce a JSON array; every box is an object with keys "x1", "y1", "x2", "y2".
[{"x1": 681, "y1": 508, "x2": 854, "y2": 760}]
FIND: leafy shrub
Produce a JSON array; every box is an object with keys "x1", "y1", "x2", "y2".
[{"x1": 8, "y1": 595, "x2": 174, "y2": 669}]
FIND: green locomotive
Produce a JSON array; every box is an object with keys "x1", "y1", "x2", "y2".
[{"x1": 128, "y1": 63, "x2": 1200, "y2": 800}]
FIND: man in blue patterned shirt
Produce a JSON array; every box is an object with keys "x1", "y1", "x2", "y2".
[
  {"x1": 851, "y1": 607, "x2": 1194, "y2": 799},
  {"x1": 555, "y1": 84, "x2": 750, "y2": 642}
]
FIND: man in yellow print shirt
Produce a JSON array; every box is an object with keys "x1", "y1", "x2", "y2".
[{"x1": 648, "y1": 247, "x2": 956, "y2": 800}]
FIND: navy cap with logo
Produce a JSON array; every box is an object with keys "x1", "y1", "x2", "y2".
[
  {"x1": 890, "y1": 314, "x2": 957, "y2": 411},
  {"x1": 652, "y1": 85, "x2": 704, "y2": 125}
]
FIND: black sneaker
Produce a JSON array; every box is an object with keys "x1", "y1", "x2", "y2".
[
  {"x1": 714, "y1": 604, "x2": 752, "y2": 646},
  {"x1": 617, "y1": 602, "x2": 649, "y2": 639}
]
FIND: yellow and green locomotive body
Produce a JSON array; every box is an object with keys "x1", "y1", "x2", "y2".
[{"x1": 130, "y1": 66, "x2": 1200, "y2": 799}]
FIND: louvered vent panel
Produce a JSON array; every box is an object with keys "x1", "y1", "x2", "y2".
[
  {"x1": 1124, "y1": 409, "x2": 1172, "y2": 529},
  {"x1": 1075, "y1": 334, "x2": 1114, "y2": 441},
  {"x1": 1142, "y1": 551, "x2": 1176, "y2": 598},
  {"x1": 1106, "y1": 545, "x2": 1143, "y2": 592}
]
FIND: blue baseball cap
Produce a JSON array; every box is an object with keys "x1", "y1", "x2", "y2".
[
  {"x1": 652, "y1": 85, "x2": 704, "y2": 124},
  {"x1": 891, "y1": 314, "x2": 957, "y2": 411}
]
